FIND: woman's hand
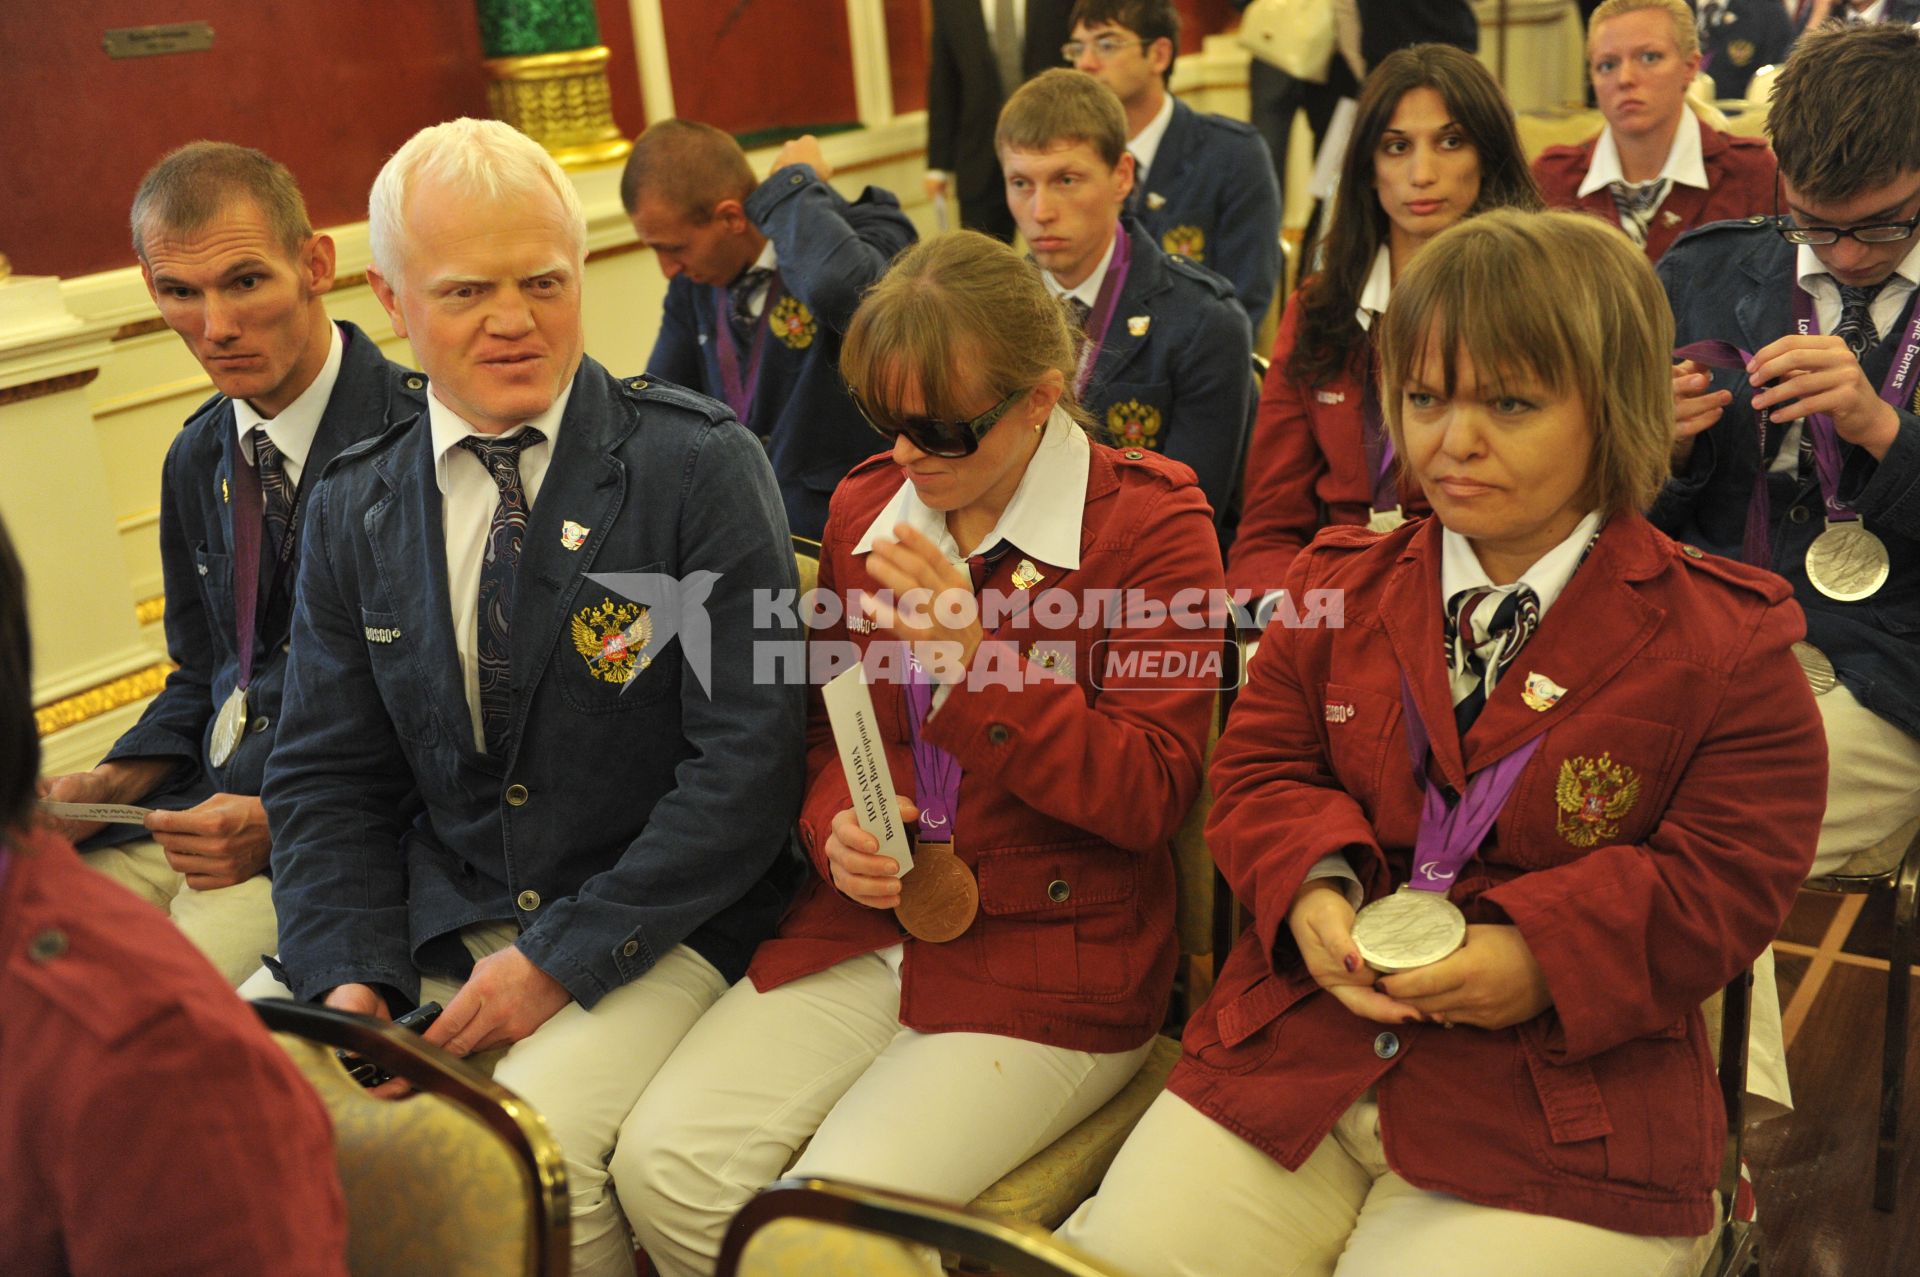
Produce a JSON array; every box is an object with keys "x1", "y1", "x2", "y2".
[
  {"x1": 1287, "y1": 880, "x2": 1423, "y2": 1025},
  {"x1": 861, "y1": 525, "x2": 984, "y2": 683},
  {"x1": 824, "y1": 799, "x2": 920, "y2": 909},
  {"x1": 1377, "y1": 924, "x2": 1552, "y2": 1030}
]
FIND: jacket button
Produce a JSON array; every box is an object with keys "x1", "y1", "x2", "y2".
[
  {"x1": 1373, "y1": 1031, "x2": 1400, "y2": 1060},
  {"x1": 281, "y1": 642, "x2": 292, "y2": 654},
  {"x1": 517, "y1": 889, "x2": 541, "y2": 911},
  {"x1": 27, "y1": 929, "x2": 68, "y2": 963},
  {"x1": 1681, "y1": 545, "x2": 1705, "y2": 560},
  {"x1": 198, "y1": 563, "x2": 209, "y2": 576},
  {"x1": 505, "y1": 784, "x2": 530, "y2": 807},
  {"x1": 621, "y1": 940, "x2": 640, "y2": 957},
  {"x1": 1047, "y1": 879, "x2": 1070, "y2": 902},
  {"x1": 628, "y1": 378, "x2": 649, "y2": 391},
  {"x1": 1124, "y1": 449, "x2": 1145, "y2": 460},
  {"x1": 1789, "y1": 505, "x2": 1811, "y2": 524},
  {"x1": 405, "y1": 376, "x2": 425, "y2": 390},
  {"x1": 790, "y1": 172, "x2": 805, "y2": 184},
  {"x1": 987, "y1": 724, "x2": 1010, "y2": 745},
  {"x1": 250, "y1": 715, "x2": 270, "y2": 734}
]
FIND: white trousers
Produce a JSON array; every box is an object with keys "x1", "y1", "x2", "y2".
[
  {"x1": 615, "y1": 947, "x2": 1153, "y2": 1277},
  {"x1": 83, "y1": 837, "x2": 277, "y2": 986},
  {"x1": 1812, "y1": 681, "x2": 1920, "y2": 876},
  {"x1": 241, "y1": 924, "x2": 727, "y2": 1277},
  {"x1": 1059, "y1": 1092, "x2": 1712, "y2": 1277}
]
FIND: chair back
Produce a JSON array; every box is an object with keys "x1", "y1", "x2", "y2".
[
  {"x1": 253, "y1": 999, "x2": 570, "y2": 1277},
  {"x1": 718, "y1": 1178, "x2": 1140, "y2": 1277},
  {"x1": 1700, "y1": 972, "x2": 1762, "y2": 1277},
  {"x1": 793, "y1": 534, "x2": 821, "y2": 597}
]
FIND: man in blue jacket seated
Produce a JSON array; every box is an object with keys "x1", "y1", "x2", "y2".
[
  {"x1": 244, "y1": 118, "x2": 805, "y2": 1277},
  {"x1": 41, "y1": 142, "x2": 412, "y2": 985},
  {"x1": 1661, "y1": 22, "x2": 1920, "y2": 877},
  {"x1": 623, "y1": 122, "x2": 917, "y2": 540},
  {"x1": 1068, "y1": 0, "x2": 1281, "y2": 333},
  {"x1": 1000, "y1": 68, "x2": 1253, "y2": 536}
]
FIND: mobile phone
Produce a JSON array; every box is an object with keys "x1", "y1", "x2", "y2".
[{"x1": 338, "y1": 1001, "x2": 444, "y2": 1087}]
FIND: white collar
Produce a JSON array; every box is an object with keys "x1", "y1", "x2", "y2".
[
  {"x1": 1795, "y1": 236, "x2": 1920, "y2": 296},
  {"x1": 428, "y1": 375, "x2": 575, "y2": 473},
  {"x1": 1440, "y1": 509, "x2": 1605, "y2": 618},
  {"x1": 852, "y1": 405, "x2": 1089, "y2": 568},
  {"x1": 1577, "y1": 112, "x2": 1708, "y2": 198},
  {"x1": 1355, "y1": 245, "x2": 1393, "y2": 332},
  {"x1": 748, "y1": 239, "x2": 777, "y2": 274},
  {"x1": 1850, "y1": 1, "x2": 1887, "y2": 22},
  {"x1": 234, "y1": 321, "x2": 345, "y2": 473},
  {"x1": 1129, "y1": 91, "x2": 1177, "y2": 184},
  {"x1": 1043, "y1": 231, "x2": 1121, "y2": 309}
]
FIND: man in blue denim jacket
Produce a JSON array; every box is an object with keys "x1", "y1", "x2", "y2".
[
  {"x1": 42, "y1": 143, "x2": 412, "y2": 984},
  {"x1": 1659, "y1": 23, "x2": 1920, "y2": 875},
  {"x1": 249, "y1": 119, "x2": 805, "y2": 1277}
]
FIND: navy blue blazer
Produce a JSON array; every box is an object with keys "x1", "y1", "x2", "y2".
[
  {"x1": 1700, "y1": 0, "x2": 1796, "y2": 99},
  {"x1": 263, "y1": 358, "x2": 806, "y2": 1007},
  {"x1": 1132, "y1": 97, "x2": 1281, "y2": 334},
  {"x1": 1656, "y1": 218, "x2": 1920, "y2": 739},
  {"x1": 98, "y1": 322, "x2": 411, "y2": 837},
  {"x1": 646, "y1": 165, "x2": 916, "y2": 542},
  {"x1": 1082, "y1": 219, "x2": 1253, "y2": 535}
]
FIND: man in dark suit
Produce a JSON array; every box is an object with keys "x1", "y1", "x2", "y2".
[
  {"x1": 1069, "y1": 0, "x2": 1281, "y2": 332},
  {"x1": 1356, "y1": 0, "x2": 1479, "y2": 68},
  {"x1": 40, "y1": 142, "x2": 411, "y2": 985},
  {"x1": 1661, "y1": 22, "x2": 1920, "y2": 876},
  {"x1": 998, "y1": 70, "x2": 1252, "y2": 532},
  {"x1": 623, "y1": 122, "x2": 916, "y2": 540},
  {"x1": 252, "y1": 118, "x2": 805, "y2": 1277},
  {"x1": 928, "y1": 0, "x2": 1077, "y2": 241},
  {"x1": 1697, "y1": 0, "x2": 1796, "y2": 98}
]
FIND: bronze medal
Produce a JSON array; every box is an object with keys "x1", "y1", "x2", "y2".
[
  {"x1": 1792, "y1": 641, "x2": 1837, "y2": 696},
  {"x1": 894, "y1": 839, "x2": 977, "y2": 942},
  {"x1": 1805, "y1": 522, "x2": 1890, "y2": 602}
]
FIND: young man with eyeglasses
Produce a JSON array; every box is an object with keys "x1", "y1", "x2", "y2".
[
  {"x1": 1661, "y1": 22, "x2": 1920, "y2": 879},
  {"x1": 998, "y1": 68, "x2": 1253, "y2": 537},
  {"x1": 1534, "y1": 0, "x2": 1775, "y2": 263},
  {"x1": 1066, "y1": 0, "x2": 1280, "y2": 333}
]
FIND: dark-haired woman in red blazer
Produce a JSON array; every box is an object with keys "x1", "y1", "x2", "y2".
[{"x1": 1063, "y1": 211, "x2": 1824, "y2": 1277}]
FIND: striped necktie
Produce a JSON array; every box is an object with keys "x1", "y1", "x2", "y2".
[
  {"x1": 251, "y1": 428, "x2": 298, "y2": 568},
  {"x1": 1445, "y1": 584, "x2": 1541, "y2": 736},
  {"x1": 458, "y1": 428, "x2": 546, "y2": 755},
  {"x1": 1607, "y1": 178, "x2": 1671, "y2": 248}
]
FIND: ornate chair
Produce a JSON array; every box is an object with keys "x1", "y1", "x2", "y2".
[
  {"x1": 792, "y1": 533, "x2": 820, "y2": 597},
  {"x1": 717, "y1": 1178, "x2": 1138, "y2": 1277},
  {"x1": 252, "y1": 999, "x2": 570, "y2": 1277}
]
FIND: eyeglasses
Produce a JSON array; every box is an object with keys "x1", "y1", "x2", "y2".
[
  {"x1": 1772, "y1": 179, "x2": 1920, "y2": 245},
  {"x1": 1062, "y1": 35, "x2": 1150, "y2": 61},
  {"x1": 852, "y1": 388, "x2": 1027, "y2": 458}
]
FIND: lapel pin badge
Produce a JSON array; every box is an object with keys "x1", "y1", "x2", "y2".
[
  {"x1": 1127, "y1": 315, "x2": 1151, "y2": 337},
  {"x1": 560, "y1": 520, "x2": 590, "y2": 551},
  {"x1": 1521, "y1": 671, "x2": 1568, "y2": 713},
  {"x1": 1011, "y1": 558, "x2": 1045, "y2": 590}
]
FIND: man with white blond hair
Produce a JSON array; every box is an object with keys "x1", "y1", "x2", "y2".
[{"x1": 245, "y1": 117, "x2": 805, "y2": 1275}]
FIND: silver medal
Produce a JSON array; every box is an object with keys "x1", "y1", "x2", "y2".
[
  {"x1": 209, "y1": 686, "x2": 248, "y2": 768},
  {"x1": 1805, "y1": 522, "x2": 1890, "y2": 602},
  {"x1": 1791, "y1": 641, "x2": 1837, "y2": 696},
  {"x1": 1351, "y1": 885, "x2": 1467, "y2": 973}
]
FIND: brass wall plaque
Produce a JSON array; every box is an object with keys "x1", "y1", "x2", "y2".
[{"x1": 103, "y1": 23, "x2": 215, "y2": 59}]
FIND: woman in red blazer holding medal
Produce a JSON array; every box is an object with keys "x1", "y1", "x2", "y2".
[
  {"x1": 1060, "y1": 210, "x2": 1826, "y2": 1276},
  {"x1": 1229, "y1": 44, "x2": 1541, "y2": 617},
  {"x1": 616, "y1": 231, "x2": 1223, "y2": 1277}
]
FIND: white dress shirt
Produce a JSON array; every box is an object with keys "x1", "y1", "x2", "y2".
[
  {"x1": 735, "y1": 241, "x2": 779, "y2": 321},
  {"x1": 429, "y1": 379, "x2": 577, "y2": 750},
  {"x1": 1355, "y1": 245, "x2": 1394, "y2": 332},
  {"x1": 1575, "y1": 110, "x2": 1710, "y2": 200},
  {"x1": 233, "y1": 321, "x2": 345, "y2": 488},
  {"x1": 1040, "y1": 233, "x2": 1120, "y2": 310},
  {"x1": 1128, "y1": 91, "x2": 1176, "y2": 190}
]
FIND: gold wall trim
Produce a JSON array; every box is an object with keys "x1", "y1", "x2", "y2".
[
  {"x1": 485, "y1": 45, "x2": 633, "y2": 169},
  {"x1": 135, "y1": 594, "x2": 166, "y2": 626},
  {"x1": 0, "y1": 368, "x2": 99, "y2": 406},
  {"x1": 35, "y1": 661, "x2": 174, "y2": 737}
]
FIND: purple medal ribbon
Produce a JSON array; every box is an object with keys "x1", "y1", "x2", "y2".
[
  {"x1": 712, "y1": 273, "x2": 784, "y2": 424},
  {"x1": 1396, "y1": 674, "x2": 1541, "y2": 892},
  {"x1": 1072, "y1": 224, "x2": 1135, "y2": 397},
  {"x1": 1674, "y1": 338, "x2": 1778, "y2": 567},
  {"x1": 904, "y1": 652, "x2": 962, "y2": 843},
  {"x1": 1789, "y1": 286, "x2": 1920, "y2": 524},
  {"x1": 1361, "y1": 376, "x2": 1397, "y2": 512}
]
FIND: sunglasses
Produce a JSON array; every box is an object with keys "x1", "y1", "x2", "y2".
[{"x1": 852, "y1": 387, "x2": 1027, "y2": 458}]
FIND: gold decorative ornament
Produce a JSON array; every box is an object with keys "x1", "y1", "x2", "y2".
[
  {"x1": 1105, "y1": 399, "x2": 1163, "y2": 450},
  {"x1": 483, "y1": 45, "x2": 632, "y2": 168},
  {"x1": 1553, "y1": 752, "x2": 1642, "y2": 848},
  {"x1": 135, "y1": 595, "x2": 167, "y2": 627},
  {"x1": 1161, "y1": 226, "x2": 1206, "y2": 261},
  {"x1": 571, "y1": 598, "x2": 650, "y2": 684},
  {"x1": 35, "y1": 662, "x2": 176, "y2": 737},
  {"x1": 770, "y1": 297, "x2": 817, "y2": 350}
]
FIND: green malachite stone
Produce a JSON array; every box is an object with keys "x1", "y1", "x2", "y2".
[{"x1": 475, "y1": 0, "x2": 601, "y2": 58}]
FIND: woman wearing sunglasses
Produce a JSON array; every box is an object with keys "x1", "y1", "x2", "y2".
[{"x1": 617, "y1": 230, "x2": 1223, "y2": 1276}]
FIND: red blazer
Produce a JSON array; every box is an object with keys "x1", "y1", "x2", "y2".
[
  {"x1": 1228, "y1": 291, "x2": 1430, "y2": 601},
  {"x1": 1533, "y1": 116, "x2": 1776, "y2": 262},
  {"x1": 1171, "y1": 514, "x2": 1824, "y2": 1237},
  {"x1": 748, "y1": 444, "x2": 1224, "y2": 1054}
]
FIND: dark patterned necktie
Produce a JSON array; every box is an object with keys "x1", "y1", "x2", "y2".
[
  {"x1": 458, "y1": 428, "x2": 546, "y2": 755},
  {"x1": 1445, "y1": 584, "x2": 1541, "y2": 736},
  {"x1": 1607, "y1": 178, "x2": 1670, "y2": 249},
  {"x1": 1063, "y1": 295, "x2": 1092, "y2": 334},
  {"x1": 1834, "y1": 281, "x2": 1886, "y2": 360},
  {"x1": 728, "y1": 266, "x2": 773, "y2": 345},
  {"x1": 251, "y1": 428, "x2": 298, "y2": 566}
]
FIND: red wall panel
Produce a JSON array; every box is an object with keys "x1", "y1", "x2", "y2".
[
  {"x1": 1176, "y1": 0, "x2": 1236, "y2": 48},
  {"x1": 658, "y1": 0, "x2": 858, "y2": 141},
  {"x1": 883, "y1": 0, "x2": 929, "y2": 114}
]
